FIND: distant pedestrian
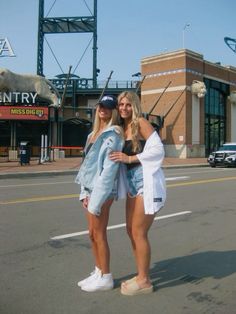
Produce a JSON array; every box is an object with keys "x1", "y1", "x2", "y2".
[{"x1": 75, "y1": 95, "x2": 124, "y2": 292}]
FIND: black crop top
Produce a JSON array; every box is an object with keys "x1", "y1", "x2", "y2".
[
  {"x1": 123, "y1": 140, "x2": 146, "y2": 170},
  {"x1": 85, "y1": 142, "x2": 93, "y2": 156},
  {"x1": 82, "y1": 142, "x2": 93, "y2": 159}
]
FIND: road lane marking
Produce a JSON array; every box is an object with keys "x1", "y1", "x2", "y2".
[
  {"x1": 0, "y1": 181, "x2": 73, "y2": 188},
  {"x1": 50, "y1": 211, "x2": 192, "y2": 240},
  {"x1": 0, "y1": 194, "x2": 78, "y2": 204},
  {"x1": 167, "y1": 176, "x2": 236, "y2": 187},
  {"x1": 0, "y1": 176, "x2": 189, "y2": 188},
  {"x1": 165, "y1": 168, "x2": 232, "y2": 176},
  {"x1": 1, "y1": 176, "x2": 236, "y2": 205},
  {"x1": 166, "y1": 176, "x2": 189, "y2": 181}
]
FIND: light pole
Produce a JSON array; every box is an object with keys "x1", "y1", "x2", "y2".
[{"x1": 182, "y1": 23, "x2": 190, "y2": 48}]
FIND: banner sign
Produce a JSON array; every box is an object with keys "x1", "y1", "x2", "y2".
[{"x1": 0, "y1": 106, "x2": 49, "y2": 121}]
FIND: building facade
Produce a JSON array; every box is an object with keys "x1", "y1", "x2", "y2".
[
  {"x1": 1, "y1": 49, "x2": 236, "y2": 161},
  {"x1": 141, "y1": 49, "x2": 236, "y2": 158},
  {"x1": 0, "y1": 76, "x2": 136, "y2": 160}
]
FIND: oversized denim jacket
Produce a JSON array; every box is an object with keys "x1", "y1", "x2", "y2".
[{"x1": 75, "y1": 125, "x2": 124, "y2": 216}]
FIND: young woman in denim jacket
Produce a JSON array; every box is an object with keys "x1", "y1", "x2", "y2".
[
  {"x1": 110, "y1": 91, "x2": 166, "y2": 296},
  {"x1": 75, "y1": 95, "x2": 124, "y2": 292}
]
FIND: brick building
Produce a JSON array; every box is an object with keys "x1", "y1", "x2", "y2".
[{"x1": 141, "y1": 49, "x2": 236, "y2": 158}]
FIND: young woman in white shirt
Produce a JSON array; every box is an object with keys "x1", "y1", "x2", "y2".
[{"x1": 110, "y1": 91, "x2": 166, "y2": 296}]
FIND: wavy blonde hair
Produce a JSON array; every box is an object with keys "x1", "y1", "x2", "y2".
[{"x1": 118, "y1": 91, "x2": 142, "y2": 152}]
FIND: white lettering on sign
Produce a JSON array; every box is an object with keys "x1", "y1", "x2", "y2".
[
  {"x1": 0, "y1": 92, "x2": 38, "y2": 104},
  {"x1": 0, "y1": 38, "x2": 16, "y2": 57}
]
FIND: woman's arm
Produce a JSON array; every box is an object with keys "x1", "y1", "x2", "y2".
[
  {"x1": 110, "y1": 117, "x2": 155, "y2": 164},
  {"x1": 138, "y1": 117, "x2": 154, "y2": 140},
  {"x1": 87, "y1": 133, "x2": 124, "y2": 216}
]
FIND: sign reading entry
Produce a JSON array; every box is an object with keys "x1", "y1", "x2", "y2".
[
  {"x1": 0, "y1": 106, "x2": 49, "y2": 120},
  {"x1": 0, "y1": 92, "x2": 38, "y2": 104}
]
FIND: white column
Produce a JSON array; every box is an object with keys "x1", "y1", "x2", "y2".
[
  {"x1": 41, "y1": 134, "x2": 44, "y2": 161},
  {"x1": 44, "y1": 134, "x2": 48, "y2": 160},
  {"x1": 192, "y1": 95, "x2": 200, "y2": 144}
]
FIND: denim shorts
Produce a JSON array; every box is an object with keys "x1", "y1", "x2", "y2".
[{"x1": 127, "y1": 165, "x2": 144, "y2": 197}]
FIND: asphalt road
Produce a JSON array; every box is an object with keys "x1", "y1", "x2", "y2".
[{"x1": 0, "y1": 167, "x2": 236, "y2": 314}]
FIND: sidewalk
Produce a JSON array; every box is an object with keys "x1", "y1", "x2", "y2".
[{"x1": 0, "y1": 157, "x2": 208, "y2": 178}]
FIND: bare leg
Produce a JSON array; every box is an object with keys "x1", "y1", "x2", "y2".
[
  {"x1": 125, "y1": 195, "x2": 155, "y2": 287},
  {"x1": 125, "y1": 195, "x2": 136, "y2": 252},
  {"x1": 87, "y1": 198, "x2": 113, "y2": 274},
  {"x1": 87, "y1": 212, "x2": 100, "y2": 269}
]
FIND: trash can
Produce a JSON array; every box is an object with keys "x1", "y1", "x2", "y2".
[{"x1": 19, "y1": 141, "x2": 31, "y2": 165}]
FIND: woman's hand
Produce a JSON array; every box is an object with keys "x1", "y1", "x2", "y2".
[
  {"x1": 109, "y1": 151, "x2": 130, "y2": 164},
  {"x1": 82, "y1": 197, "x2": 89, "y2": 209}
]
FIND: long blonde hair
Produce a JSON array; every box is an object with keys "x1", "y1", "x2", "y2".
[
  {"x1": 118, "y1": 91, "x2": 142, "y2": 152},
  {"x1": 92, "y1": 105, "x2": 119, "y2": 136}
]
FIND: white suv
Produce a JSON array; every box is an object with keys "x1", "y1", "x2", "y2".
[{"x1": 207, "y1": 143, "x2": 236, "y2": 167}]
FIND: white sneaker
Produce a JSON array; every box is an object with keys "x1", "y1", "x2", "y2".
[
  {"x1": 81, "y1": 273, "x2": 114, "y2": 292},
  {"x1": 77, "y1": 266, "x2": 100, "y2": 287}
]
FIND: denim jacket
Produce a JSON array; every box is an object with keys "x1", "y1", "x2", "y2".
[{"x1": 75, "y1": 125, "x2": 124, "y2": 216}]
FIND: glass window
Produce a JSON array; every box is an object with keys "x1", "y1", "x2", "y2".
[{"x1": 204, "y1": 79, "x2": 229, "y2": 155}]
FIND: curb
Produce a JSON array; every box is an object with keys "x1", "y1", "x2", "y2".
[
  {"x1": 0, "y1": 170, "x2": 77, "y2": 179},
  {"x1": 162, "y1": 163, "x2": 209, "y2": 169}
]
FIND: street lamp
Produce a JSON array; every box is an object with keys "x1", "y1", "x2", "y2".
[
  {"x1": 182, "y1": 23, "x2": 190, "y2": 48},
  {"x1": 132, "y1": 72, "x2": 141, "y2": 77}
]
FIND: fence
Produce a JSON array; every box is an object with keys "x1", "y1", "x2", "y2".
[{"x1": 0, "y1": 146, "x2": 84, "y2": 163}]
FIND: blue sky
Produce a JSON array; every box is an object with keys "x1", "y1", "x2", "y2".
[{"x1": 1, "y1": 0, "x2": 236, "y2": 81}]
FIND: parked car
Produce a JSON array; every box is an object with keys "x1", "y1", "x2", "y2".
[{"x1": 207, "y1": 143, "x2": 236, "y2": 167}]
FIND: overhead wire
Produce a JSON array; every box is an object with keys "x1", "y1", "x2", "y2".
[
  {"x1": 73, "y1": 0, "x2": 94, "y2": 74},
  {"x1": 43, "y1": 0, "x2": 94, "y2": 75},
  {"x1": 45, "y1": 37, "x2": 64, "y2": 74},
  {"x1": 73, "y1": 36, "x2": 93, "y2": 74},
  {"x1": 44, "y1": 0, "x2": 64, "y2": 73},
  {"x1": 45, "y1": 0, "x2": 57, "y2": 17},
  {"x1": 83, "y1": 0, "x2": 92, "y2": 15}
]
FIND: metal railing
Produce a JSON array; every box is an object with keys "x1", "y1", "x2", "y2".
[{"x1": 50, "y1": 78, "x2": 139, "y2": 93}]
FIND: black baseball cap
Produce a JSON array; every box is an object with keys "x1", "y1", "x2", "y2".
[{"x1": 97, "y1": 95, "x2": 117, "y2": 109}]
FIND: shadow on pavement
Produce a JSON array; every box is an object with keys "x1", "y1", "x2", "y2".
[{"x1": 115, "y1": 250, "x2": 236, "y2": 291}]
